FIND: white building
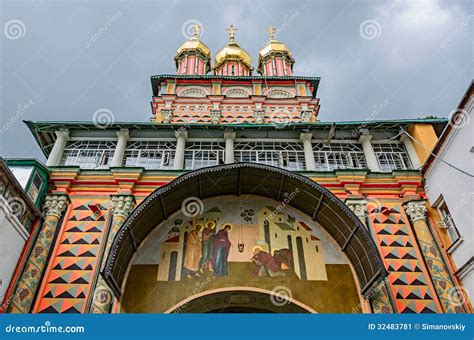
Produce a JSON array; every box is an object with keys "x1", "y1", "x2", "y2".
[
  {"x1": 423, "y1": 82, "x2": 474, "y2": 300},
  {"x1": 0, "y1": 159, "x2": 42, "y2": 304}
]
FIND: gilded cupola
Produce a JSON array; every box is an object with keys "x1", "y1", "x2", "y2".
[
  {"x1": 175, "y1": 24, "x2": 211, "y2": 75},
  {"x1": 257, "y1": 26, "x2": 295, "y2": 76},
  {"x1": 214, "y1": 25, "x2": 253, "y2": 76}
]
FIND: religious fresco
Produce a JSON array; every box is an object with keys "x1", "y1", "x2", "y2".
[
  {"x1": 123, "y1": 196, "x2": 358, "y2": 313},
  {"x1": 135, "y1": 196, "x2": 348, "y2": 283}
]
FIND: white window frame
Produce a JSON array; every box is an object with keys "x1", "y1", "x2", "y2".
[
  {"x1": 184, "y1": 141, "x2": 225, "y2": 170},
  {"x1": 60, "y1": 140, "x2": 116, "y2": 169},
  {"x1": 123, "y1": 141, "x2": 176, "y2": 169},
  {"x1": 436, "y1": 197, "x2": 462, "y2": 252},
  {"x1": 234, "y1": 141, "x2": 306, "y2": 171},
  {"x1": 312, "y1": 142, "x2": 367, "y2": 171},
  {"x1": 373, "y1": 142, "x2": 412, "y2": 172}
]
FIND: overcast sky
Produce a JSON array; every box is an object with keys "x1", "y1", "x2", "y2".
[{"x1": 0, "y1": 0, "x2": 472, "y2": 161}]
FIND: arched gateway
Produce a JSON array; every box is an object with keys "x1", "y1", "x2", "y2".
[{"x1": 103, "y1": 163, "x2": 387, "y2": 313}]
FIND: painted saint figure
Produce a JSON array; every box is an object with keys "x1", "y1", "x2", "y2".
[
  {"x1": 183, "y1": 224, "x2": 202, "y2": 278},
  {"x1": 199, "y1": 222, "x2": 216, "y2": 272},
  {"x1": 212, "y1": 224, "x2": 232, "y2": 276},
  {"x1": 251, "y1": 247, "x2": 286, "y2": 277}
]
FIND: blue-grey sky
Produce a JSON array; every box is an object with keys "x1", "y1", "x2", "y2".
[{"x1": 0, "y1": 0, "x2": 472, "y2": 161}]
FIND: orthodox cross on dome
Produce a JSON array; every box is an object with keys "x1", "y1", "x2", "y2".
[
  {"x1": 226, "y1": 24, "x2": 238, "y2": 43},
  {"x1": 267, "y1": 26, "x2": 277, "y2": 41},
  {"x1": 191, "y1": 23, "x2": 202, "y2": 39}
]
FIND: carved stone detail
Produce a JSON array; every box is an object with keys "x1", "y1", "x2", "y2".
[
  {"x1": 161, "y1": 109, "x2": 174, "y2": 123},
  {"x1": 346, "y1": 200, "x2": 368, "y2": 225},
  {"x1": 404, "y1": 200, "x2": 427, "y2": 223},
  {"x1": 209, "y1": 109, "x2": 222, "y2": 124},
  {"x1": 111, "y1": 195, "x2": 135, "y2": 219},
  {"x1": 43, "y1": 195, "x2": 69, "y2": 218},
  {"x1": 300, "y1": 110, "x2": 313, "y2": 123},
  {"x1": 253, "y1": 110, "x2": 265, "y2": 124}
]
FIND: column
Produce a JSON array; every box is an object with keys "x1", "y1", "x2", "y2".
[
  {"x1": 224, "y1": 131, "x2": 236, "y2": 164},
  {"x1": 90, "y1": 195, "x2": 135, "y2": 314},
  {"x1": 8, "y1": 195, "x2": 69, "y2": 313},
  {"x1": 404, "y1": 201, "x2": 466, "y2": 313},
  {"x1": 173, "y1": 129, "x2": 188, "y2": 170},
  {"x1": 345, "y1": 199, "x2": 368, "y2": 226},
  {"x1": 358, "y1": 130, "x2": 381, "y2": 172},
  {"x1": 400, "y1": 133, "x2": 421, "y2": 169},
  {"x1": 111, "y1": 129, "x2": 130, "y2": 167},
  {"x1": 345, "y1": 199, "x2": 395, "y2": 313},
  {"x1": 299, "y1": 132, "x2": 316, "y2": 171},
  {"x1": 46, "y1": 129, "x2": 69, "y2": 166}
]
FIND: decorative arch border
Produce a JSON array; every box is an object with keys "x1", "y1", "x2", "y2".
[
  {"x1": 223, "y1": 86, "x2": 252, "y2": 98},
  {"x1": 163, "y1": 287, "x2": 317, "y2": 313},
  {"x1": 104, "y1": 163, "x2": 387, "y2": 298},
  {"x1": 264, "y1": 87, "x2": 295, "y2": 98},
  {"x1": 177, "y1": 86, "x2": 210, "y2": 98}
]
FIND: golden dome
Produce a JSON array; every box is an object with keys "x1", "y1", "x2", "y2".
[
  {"x1": 214, "y1": 25, "x2": 252, "y2": 69},
  {"x1": 259, "y1": 40, "x2": 292, "y2": 58},
  {"x1": 176, "y1": 24, "x2": 211, "y2": 58},
  {"x1": 214, "y1": 42, "x2": 252, "y2": 68},
  {"x1": 176, "y1": 37, "x2": 211, "y2": 58}
]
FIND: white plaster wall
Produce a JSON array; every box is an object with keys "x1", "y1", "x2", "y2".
[
  {"x1": 425, "y1": 95, "x2": 474, "y2": 297},
  {"x1": 0, "y1": 197, "x2": 29, "y2": 302}
]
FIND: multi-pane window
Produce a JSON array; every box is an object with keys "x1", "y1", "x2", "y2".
[
  {"x1": 123, "y1": 141, "x2": 176, "y2": 169},
  {"x1": 312, "y1": 142, "x2": 367, "y2": 171},
  {"x1": 373, "y1": 143, "x2": 412, "y2": 172},
  {"x1": 437, "y1": 199, "x2": 461, "y2": 246},
  {"x1": 60, "y1": 141, "x2": 116, "y2": 169},
  {"x1": 184, "y1": 142, "x2": 225, "y2": 169},
  {"x1": 234, "y1": 141, "x2": 305, "y2": 170}
]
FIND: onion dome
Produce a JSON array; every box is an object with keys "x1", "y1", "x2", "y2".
[
  {"x1": 214, "y1": 25, "x2": 253, "y2": 76},
  {"x1": 175, "y1": 24, "x2": 211, "y2": 75},
  {"x1": 257, "y1": 26, "x2": 295, "y2": 76}
]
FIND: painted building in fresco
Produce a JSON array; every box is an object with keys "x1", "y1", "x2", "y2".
[{"x1": 3, "y1": 25, "x2": 472, "y2": 314}]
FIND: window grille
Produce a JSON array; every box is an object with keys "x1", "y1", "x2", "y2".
[
  {"x1": 373, "y1": 143, "x2": 412, "y2": 172},
  {"x1": 312, "y1": 142, "x2": 367, "y2": 171},
  {"x1": 60, "y1": 141, "x2": 116, "y2": 169},
  {"x1": 234, "y1": 141, "x2": 305, "y2": 170},
  {"x1": 184, "y1": 141, "x2": 225, "y2": 170},
  {"x1": 123, "y1": 141, "x2": 176, "y2": 169}
]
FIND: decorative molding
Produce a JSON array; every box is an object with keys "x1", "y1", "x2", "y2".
[
  {"x1": 209, "y1": 109, "x2": 222, "y2": 124},
  {"x1": 267, "y1": 89, "x2": 293, "y2": 98},
  {"x1": 225, "y1": 88, "x2": 250, "y2": 98},
  {"x1": 179, "y1": 88, "x2": 207, "y2": 98},
  {"x1": 160, "y1": 109, "x2": 174, "y2": 123},
  {"x1": 253, "y1": 110, "x2": 265, "y2": 124},
  {"x1": 300, "y1": 110, "x2": 313, "y2": 123}
]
